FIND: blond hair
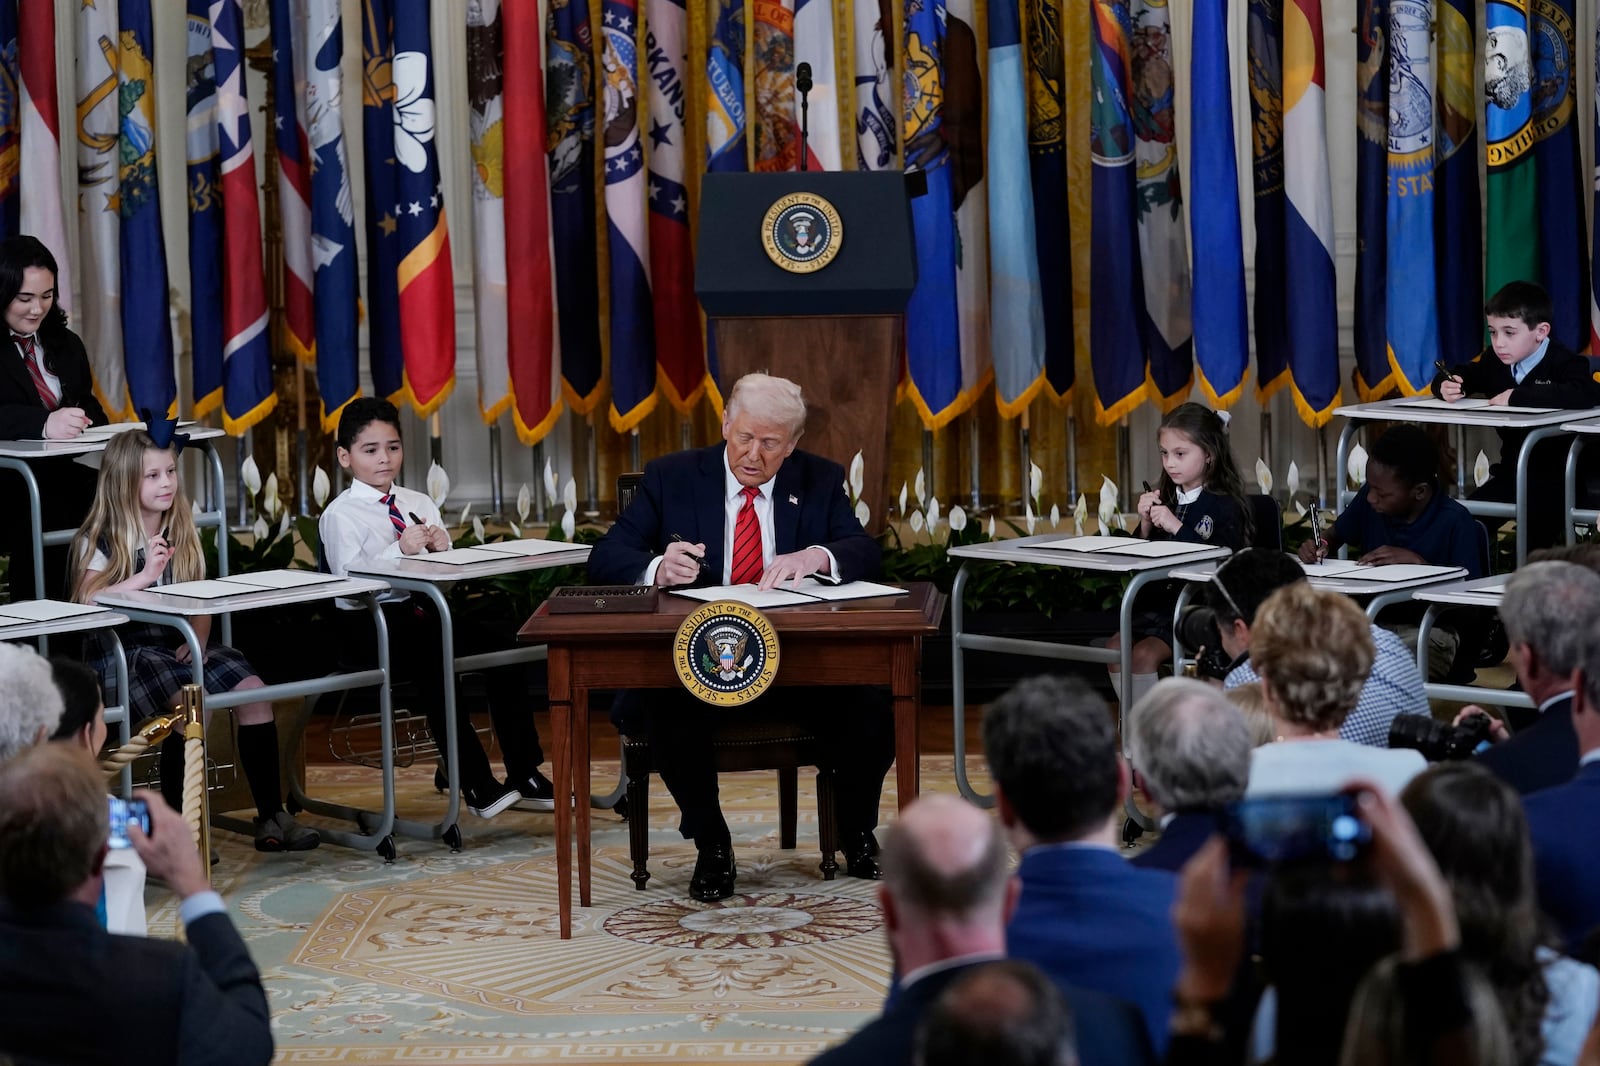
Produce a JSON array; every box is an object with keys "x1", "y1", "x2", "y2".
[
  {"x1": 1251, "y1": 583, "x2": 1374, "y2": 733},
  {"x1": 1224, "y1": 682, "x2": 1277, "y2": 747},
  {"x1": 68, "y1": 431, "x2": 204, "y2": 602},
  {"x1": 725, "y1": 373, "x2": 807, "y2": 438}
]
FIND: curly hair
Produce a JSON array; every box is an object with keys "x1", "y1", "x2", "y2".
[{"x1": 1251, "y1": 583, "x2": 1373, "y2": 733}]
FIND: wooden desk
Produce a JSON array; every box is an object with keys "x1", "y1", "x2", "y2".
[{"x1": 518, "y1": 581, "x2": 946, "y2": 939}]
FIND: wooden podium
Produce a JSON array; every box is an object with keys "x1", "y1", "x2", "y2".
[{"x1": 696, "y1": 172, "x2": 917, "y2": 529}]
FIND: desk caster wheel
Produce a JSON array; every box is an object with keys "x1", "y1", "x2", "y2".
[
  {"x1": 1121, "y1": 818, "x2": 1145, "y2": 847},
  {"x1": 376, "y1": 836, "x2": 396, "y2": 863},
  {"x1": 443, "y1": 824, "x2": 463, "y2": 853}
]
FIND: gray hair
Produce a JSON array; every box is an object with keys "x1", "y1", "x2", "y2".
[
  {"x1": 1503, "y1": 562, "x2": 1600, "y2": 677},
  {"x1": 0, "y1": 643, "x2": 64, "y2": 762},
  {"x1": 1128, "y1": 678, "x2": 1252, "y2": 811},
  {"x1": 724, "y1": 373, "x2": 807, "y2": 439}
]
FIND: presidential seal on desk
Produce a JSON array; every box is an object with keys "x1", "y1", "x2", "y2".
[
  {"x1": 761, "y1": 192, "x2": 843, "y2": 273},
  {"x1": 674, "y1": 601, "x2": 781, "y2": 705}
]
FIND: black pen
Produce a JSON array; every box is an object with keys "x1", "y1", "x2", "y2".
[
  {"x1": 670, "y1": 532, "x2": 709, "y2": 573},
  {"x1": 1434, "y1": 360, "x2": 1462, "y2": 384},
  {"x1": 1143, "y1": 480, "x2": 1152, "y2": 493},
  {"x1": 407, "y1": 511, "x2": 425, "y2": 527}
]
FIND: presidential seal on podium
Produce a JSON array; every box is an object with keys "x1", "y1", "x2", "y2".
[
  {"x1": 674, "y1": 601, "x2": 781, "y2": 705},
  {"x1": 761, "y1": 192, "x2": 844, "y2": 273}
]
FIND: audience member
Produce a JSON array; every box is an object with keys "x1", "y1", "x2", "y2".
[
  {"x1": 0, "y1": 744, "x2": 273, "y2": 1064},
  {"x1": 985, "y1": 675, "x2": 1181, "y2": 1054},
  {"x1": 1211, "y1": 549, "x2": 1429, "y2": 747},
  {"x1": 1223, "y1": 683, "x2": 1275, "y2": 747},
  {"x1": 0, "y1": 642, "x2": 62, "y2": 762},
  {"x1": 1404, "y1": 762, "x2": 1599, "y2": 1065},
  {"x1": 1338, "y1": 954, "x2": 1513, "y2": 1066},
  {"x1": 1524, "y1": 630, "x2": 1600, "y2": 955},
  {"x1": 811, "y1": 794, "x2": 1151, "y2": 1066},
  {"x1": 1126, "y1": 679, "x2": 1252, "y2": 872},
  {"x1": 1246, "y1": 584, "x2": 1426, "y2": 797},
  {"x1": 916, "y1": 961, "x2": 1077, "y2": 1066},
  {"x1": 1463, "y1": 562, "x2": 1600, "y2": 795},
  {"x1": 48, "y1": 657, "x2": 106, "y2": 752}
]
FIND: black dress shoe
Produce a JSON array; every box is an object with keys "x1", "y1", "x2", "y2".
[
  {"x1": 842, "y1": 833, "x2": 882, "y2": 880},
  {"x1": 689, "y1": 844, "x2": 737, "y2": 902}
]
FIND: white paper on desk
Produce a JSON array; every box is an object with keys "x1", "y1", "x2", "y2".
[
  {"x1": 1334, "y1": 564, "x2": 1466, "y2": 582},
  {"x1": 669, "y1": 585, "x2": 819, "y2": 608},
  {"x1": 475, "y1": 538, "x2": 589, "y2": 558},
  {"x1": 1034, "y1": 535, "x2": 1132, "y2": 552},
  {"x1": 1396, "y1": 397, "x2": 1491, "y2": 411},
  {"x1": 1473, "y1": 580, "x2": 1508, "y2": 594},
  {"x1": 786, "y1": 578, "x2": 907, "y2": 601},
  {"x1": 147, "y1": 579, "x2": 262, "y2": 599},
  {"x1": 413, "y1": 547, "x2": 518, "y2": 565},
  {"x1": 217, "y1": 569, "x2": 342, "y2": 590},
  {"x1": 0, "y1": 599, "x2": 111, "y2": 620},
  {"x1": 1098, "y1": 539, "x2": 1216, "y2": 558},
  {"x1": 1296, "y1": 559, "x2": 1366, "y2": 577}
]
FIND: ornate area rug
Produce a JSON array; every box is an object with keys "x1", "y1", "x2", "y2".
[{"x1": 150, "y1": 757, "x2": 993, "y2": 1064}]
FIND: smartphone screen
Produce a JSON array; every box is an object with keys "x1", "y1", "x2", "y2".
[
  {"x1": 107, "y1": 796, "x2": 152, "y2": 849},
  {"x1": 1221, "y1": 793, "x2": 1370, "y2": 867}
]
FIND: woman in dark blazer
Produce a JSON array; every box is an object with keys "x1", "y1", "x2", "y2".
[{"x1": 0, "y1": 235, "x2": 109, "y2": 600}]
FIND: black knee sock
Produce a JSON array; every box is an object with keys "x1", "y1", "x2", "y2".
[
  {"x1": 159, "y1": 734, "x2": 185, "y2": 812},
  {"x1": 236, "y1": 722, "x2": 285, "y2": 819}
]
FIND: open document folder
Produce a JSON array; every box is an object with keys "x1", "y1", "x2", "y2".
[{"x1": 670, "y1": 579, "x2": 907, "y2": 609}]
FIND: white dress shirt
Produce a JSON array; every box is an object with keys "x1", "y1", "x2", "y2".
[{"x1": 319, "y1": 478, "x2": 442, "y2": 608}]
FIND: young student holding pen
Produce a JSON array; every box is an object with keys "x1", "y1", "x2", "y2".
[{"x1": 319, "y1": 398, "x2": 552, "y2": 818}]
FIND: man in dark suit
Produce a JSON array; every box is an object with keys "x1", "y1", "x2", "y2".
[
  {"x1": 1127, "y1": 679, "x2": 1251, "y2": 873},
  {"x1": 588, "y1": 373, "x2": 892, "y2": 901},
  {"x1": 0, "y1": 743, "x2": 273, "y2": 1066},
  {"x1": 809, "y1": 794, "x2": 1152, "y2": 1066},
  {"x1": 1461, "y1": 562, "x2": 1600, "y2": 794},
  {"x1": 986, "y1": 675, "x2": 1184, "y2": 1057},
  {"x1": 1431, "y1": 280, "x2": 1600, "y2": 550}
]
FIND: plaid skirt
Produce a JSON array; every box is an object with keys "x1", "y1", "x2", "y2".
[{"x1": 87, "y1": 623, "x2": 259, "y2": 720}]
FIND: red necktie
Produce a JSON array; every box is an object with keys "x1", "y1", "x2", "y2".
[
  {"x1": 15, "y1": 335, "x2": 56, "y2": 411},
  {"x1": 729, "y1": 485, "x2": 764, "y2": 585},
  {"x1": 381, "y1": 494, "x2": 407, "y2": 539}
]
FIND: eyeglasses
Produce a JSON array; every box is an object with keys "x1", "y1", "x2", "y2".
[{"x1": 1209, "y1": 556, "x2": 1245, "y2": 621}]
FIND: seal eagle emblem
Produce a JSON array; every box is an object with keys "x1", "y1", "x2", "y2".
[{"x1": 674, "y1": 601, "x2": 781, "y2": 705}]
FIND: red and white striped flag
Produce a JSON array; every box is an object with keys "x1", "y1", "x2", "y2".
[
  {"x1": 793, "y1": 0, "x2": 839, "y2": 169},
  {"x1": 270, "y1": 0, "x2": 314, "y2": 364},
  {"x1": 648, "y1": 0, "x2": 705, "y2": 408},
  {"x1": 19, "y1": 0, "x2": 69, "y2": 314}
]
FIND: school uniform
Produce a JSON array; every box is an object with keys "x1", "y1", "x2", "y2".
[
  {"x1": 1131, "y1": 486, "x2": 1249, "y2": 642},
  {"x1": 1432, "y1": 339, "x2": 1600, "y2": 550},
  {"x1": 1332, "y1": 484, "x2": 1484, "y2": 577}
]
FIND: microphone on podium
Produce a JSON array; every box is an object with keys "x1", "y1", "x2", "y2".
[{"x1": 796, "y1": 62, "x2": 812, "y2": 172}]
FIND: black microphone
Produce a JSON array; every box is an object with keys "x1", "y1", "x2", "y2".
[{"x1": 796, "y1": 62, "x2": 812, "y2": 172}]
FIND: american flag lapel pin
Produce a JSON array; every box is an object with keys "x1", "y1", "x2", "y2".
[{"x1": 788, "y1": 494, "x2": 799, "y2": 505}]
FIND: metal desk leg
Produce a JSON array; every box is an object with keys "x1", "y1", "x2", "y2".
[
  {"x1": 1334, "y1": 421, "x2": 1360, "y2": 513},
  {"x1": 1515, "y1": 426, "x2": 1565, "y2": 567},
  {"x1": 949, "y1": 564, "x2": 985, "y2": 805},
  {"x1": 1567, "y1": 437, "x2": 1587, "y2": 546},
  {"x1": 1171, "y1": 581, "x2": 1198, "y2": 676},
  {"x1": 397, "y1": 582, "x2": 463, "y2": 848}
]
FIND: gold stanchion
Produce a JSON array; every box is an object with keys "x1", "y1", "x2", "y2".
[
  {"x1": 179, "y1": 684, "x2": 210, "y2": 882},
  {"x1": 99, "y1": 710, "x2": 186, "y2": 782}
]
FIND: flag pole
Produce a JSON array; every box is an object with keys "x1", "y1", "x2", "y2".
[
  {"x1": 585, "y1": 413, "x2": 600, "y2": 516},
  {"x1": 1316, "y1": 425, "x2": 1328, "y2": 510},
  {"x1": 429, "y1": 413, "x2": 443, "y2": 466},
  {"x1": 629, "y1": 429, "x2": 642, "y2": 477},
  {"x1": 531, "y1": 440, "x2": 548, "y2": 522},
  {"x1": 489, "y1": 423, "x2": 505, "y2": 519},
  {"x1": 295, "y1": 358, "x2": 309, "y2": 516},
  {"x1": 967, "y1": 411, "x2": 981, "y2": 512},
  {"x1": 922, "y1": 430, "x2": 934, "y2": 504},
  {"x1": 1018, "y1": 408, "x2": 1031, "y2": 516},
  {"x1": 1066, "y1": 409, "x2": 1079, "y2": 504},
  {"x1": 1117, "y1": 417, "x2": 1133, "y2": 520}
]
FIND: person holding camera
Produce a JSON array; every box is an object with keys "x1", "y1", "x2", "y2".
[
  {"x1": 1245, "y1": 584, "x2": 1426, "y2": 798},
  {"x1": 1454, "y1": 561, "x2": 1600, "y2": 795},
  {"x1": 1199, "y1": 550, "x2": 1430, "y2": 748},
  {"x1": 0, "y1": 744, "x2": 274, "y2": 1065}
]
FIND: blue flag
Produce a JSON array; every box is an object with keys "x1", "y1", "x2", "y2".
[
  {"x1": 1027, "y1": 0, "x2": 1073, "y2": 401},
  {"x1": 548, "y1": 0, "x2": 604, "y2": 414},
  {"x1": 360, "y1": 0, "x2": 405, "y2": 403},
  {"x1": 1384, "y1": 0, "x2": 1438, "y2": 393},
  {"x1": 1353, "y1": 0, "x2": 1390, "y2": 396},
  {"x1": 1247, "y1": 0, "x2": 1287, "y2": 400},
  {"x1": 1433, "y1": 0, "x2": 1479, "y2": 361},
  {"x1": 1532, "y1": 0, "x2": 1586, "y2": 349},
  {"x1": 186, "y1": 0, "x2": 224, "y2": 417},
  {"x1": 118, "y1": 0, "x2": 176, "y2": 419}
]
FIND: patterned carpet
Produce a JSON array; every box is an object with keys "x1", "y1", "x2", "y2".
[{"x1": 152, "y1": 757, "x2": 994, "y2": 1064}]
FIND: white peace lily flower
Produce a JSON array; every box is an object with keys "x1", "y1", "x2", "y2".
[
  {"x1": 262, "y1": 473, "x2": 280, "y2": 520},
  {"x1": 1050, "y1": 503, "x2": 1060, "y2": 529},
  {"x1": 191, "y1": 500, "x2": 200, "y2": 516},
  {"x1": 927, "y1": 496, "x2": 941, "y2": 529},
  {"x1": 509, "y1": 520, "x2": 522, "y2": 539},
  {"x1": 427, "y1": 462, "x2": 450, "y2": 507},
  {"x1": 986, "y1": 515, "x2": 996, "y2": 538},
  {"x1": 1024, "y1": 503, "x2": 1037, "y2": 536},
  {"x1": 543, "y1": 458, "x2": 558, "y2": 506},
  {"x1": 855, "y1": 500, "x2": 870, "y2": 528},
  {"x1": 240, "y1": 455, "x2": 261, "y2": 497},
  {"x1": 516, "y1": 483, "x2": 532, "y2": 524},
  {"x1": 1287, "y1": 461, "x2": 1300, "y2": 497},
  {"x1": 1098, "y1": 476, "x2": 1118, "y2": 518},
  {"x1": 1254, "y1": 457, "x2": 1273, "y2": 495},
  {"x1": 562, "y1": 477, "x2": 577, "y2": 514},
  {"x1": 1295, "y1": 500, "x2": 1307, "y2": 517},
  {"x1": 1347, "y1": 444, "x2": 1368, "y2": 488},
  {"x1": 252, "y1": 516, "x2": 269, "y2": 541},
  {"x1": 949, "y1": 505, "x2": 967, "y2": 532},
  {"x1": 561, "y1": 510, "x2": 576, "y2": 539},
  {"x1": 1074, "y1": 494, "x2": 1089, "y2": 534},
  {"x1": 899, "y1": 482, "x2": 908, "y2": 517},
  {"x1": 914, "y1": 468, "x2": 927, "y2": 508},
  {"x1": 278, "y1": 512, "x2": 291, "y2": 539},
  {"x1": 1474, "y1": 450, "x2": 1491, "y2": 488},
  {"x1": 909, "y1": 510, "x2": 925, "y2": 534},
  {"x1": 312, "y1": 467, "x2": 331, "y2": 508},
  {"x1": 848, "y1": 452, "x2": 864, "y2": 500},
  {"x1": 1030, "y1": 462, "x2": 1043, "y2": 507},
  {"x1": 457, "y1": 502, "x2": 473, "y2": 526},
  {"x1": 471, "y1": 515, "x2": 486, "y2": 543}
]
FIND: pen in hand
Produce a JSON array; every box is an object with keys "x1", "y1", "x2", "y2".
[
  {"x1": 1434, "y1": 360, "x2": 1462, "y2": 385},
  {"x1": 670, "y1": 533, "x2": 709, "y2": 573}
]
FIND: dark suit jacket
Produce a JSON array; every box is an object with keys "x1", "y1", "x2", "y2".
[
  {"x1": 1431, "y1": 340, "x2": 1600, "y2": 471},
  {"x1": 588, "y1": 445, "x2": 880, "y2": 586},
  {"x1": 1475, "y1": 694, "x2": 1580, "y2": 796},
  {"x1": 0, "y1": 328, "x2": 108, "y2": 440},
  {"x1": 810, "y1": 958, "x2": 1155, "y2": 1066},
  {"x1": 0, "y1": 900, "x2": 272, "y2": 1066},
  {"x1": 1131, "y1": 811, "x2": 1218, "y2": 873},
  {"x1": 1006, "y1": 845, "x2": 1183, "y2": 1058},
  {"x1": 1525, "y1": 760, "x2": 1600, "y2": 953}
]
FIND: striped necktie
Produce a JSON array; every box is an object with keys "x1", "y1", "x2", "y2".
[
  {"x1": 381, "y1": 494, "x2": 407, "y2": 539},
  {"x1": 729, "y1": 485, "x2": 764, "y2": 585},
  {"x1": 14, "y1": 334, "x2": 56, "y2": 410}
]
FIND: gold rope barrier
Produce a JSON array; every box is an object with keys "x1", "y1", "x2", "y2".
[
  {"x1": 178, "y1": 684, "x2": 210, "y2": 883},
  {"x1": 99, "y1": 710, "x2": 186, "y2": 782}
]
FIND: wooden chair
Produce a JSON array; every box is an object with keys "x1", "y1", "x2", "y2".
[{"x1": 613, "y1": 472, "x2": 840, "y2": 890}]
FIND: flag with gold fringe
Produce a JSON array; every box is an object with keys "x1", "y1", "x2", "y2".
[
  {"x1": 1484, "y1": 0, "x2": 1539, "y2": 302},
  {"x1": 1434, "y1": 0, "x2": 1479, "y2": 362},
  {"x1": 946, "y1": 0, "x2": 991, "y2": 417},
  {"x1": 548, "y1": 0, "x2": 605, "y2": 413},
  {"x1": 1353, "y1": 0, "x2": 1390, "y2": 396},
  {"x1": 467, "y1": 0, "x2": 514, "y2": 423},
  {"x1": 75, "y1": 0, "x2": 126, "y2": 416},
  {"x1": 18, "y1": 0, "x2": 68, "y2": 300},
  {"x1": 1384, "y1": 0, "x2": 1438, "y2": 394},
  {"x1": 1247, "y1": 0, "x2": 1287, "y2": 401},
  {"x1": 1026, "y1": 0, "x2": 1074, "y2": 403},
  {"x1": 269, "y1": 0, "x2": 316, "y2": 383},
  {"x1": 604, "y1": 0, "x2": 658, "y2": 431},
  {"x1": 1532, "y1": 0, "x2": 1585, "y2": 348}
]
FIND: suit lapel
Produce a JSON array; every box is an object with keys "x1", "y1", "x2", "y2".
[
  {"x1": 0, "y1": 342, "x2": 41, "y2": 408},
  {"x1": 772, "y1": 460, "x2": 803, "y2": 556},
  {"x1": 698, "y1": 447, "x2": 729, "y2": 583}
]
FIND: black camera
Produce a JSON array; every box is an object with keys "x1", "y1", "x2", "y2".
[
  {"x1": 1176, "y1": 606, "x2": 1233, "y2": 681},
  {"x1": 1388, "y1": 712, "x2": 1493, "y2": 762}
]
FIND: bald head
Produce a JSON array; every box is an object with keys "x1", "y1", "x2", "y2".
[{"x1": 882, "y1": 794, "x2": 1008, "y2": 921}]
